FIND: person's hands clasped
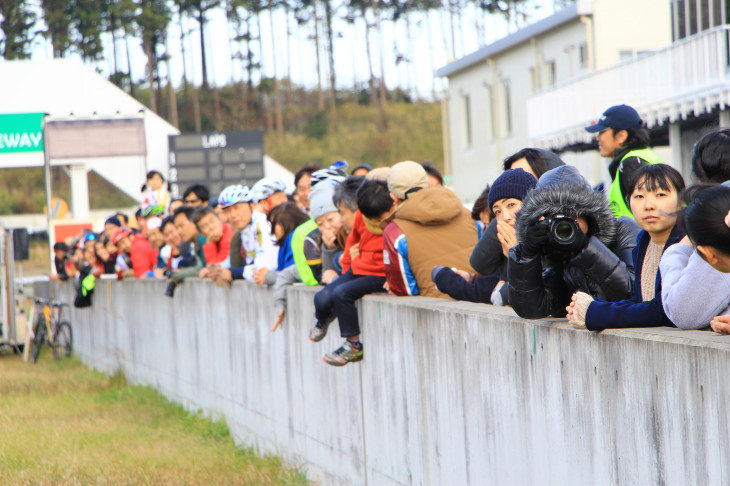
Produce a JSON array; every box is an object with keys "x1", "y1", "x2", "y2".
[
  {"x1": 520, "y1": 219, "x2": 549, "y2": 259},
  {"x1": 566, "y1": 291, "x2": 594, "y2": 329},
  {"x1": 497, "y1": 221, "x2": 518, "y2": 258},
  {"x1": 710, "y1": 315, "x2": 730, "y2": 334}
]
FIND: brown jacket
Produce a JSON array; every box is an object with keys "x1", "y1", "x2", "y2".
[{"x1": 383, "y1": 186, "x2": 478, "y2": 298}]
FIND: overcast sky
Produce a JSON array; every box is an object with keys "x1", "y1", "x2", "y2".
[{"x1": 31, "y1": 1, "x2": 560, "y2": 101}]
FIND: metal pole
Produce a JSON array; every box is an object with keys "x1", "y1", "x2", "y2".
[{"x1": 42, "y1": 115, "x2": 53, "y2": 278}]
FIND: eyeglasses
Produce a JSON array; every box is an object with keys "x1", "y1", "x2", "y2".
[{"x1": 184, "y1": 197, "x2": 201, "y2": 204}]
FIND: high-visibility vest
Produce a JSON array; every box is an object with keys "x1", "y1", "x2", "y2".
[
  {"x1": 609, "y1": 147, "x2": 663, "y2": 218},
  {"x1": 291, "y1": 218, "x2": 320, "y2": 286}
]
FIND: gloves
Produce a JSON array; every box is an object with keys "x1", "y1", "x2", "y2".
[{"x1": 520, "y1": 221, "x2": 550, "y2": 259}]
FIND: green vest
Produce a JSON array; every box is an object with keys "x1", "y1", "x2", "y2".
[
  {"x1": 609, "y1": 147, "x2": 663, "y2": 218},
  {"x1": 291, "y1": 218, "x2": 320, "y2": 286}
]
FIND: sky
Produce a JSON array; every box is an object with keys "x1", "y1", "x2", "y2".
[{"x1": 30, "y1": 1, "x2": 562, "y2": 102}]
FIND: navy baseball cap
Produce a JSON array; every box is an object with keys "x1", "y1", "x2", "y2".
[{"x1": 585, "y1": 104, "x2": 642, "y2": 133}]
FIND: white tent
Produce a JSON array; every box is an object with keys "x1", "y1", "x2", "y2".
[{"x1": 0, "y1": 58, "x2": 180, "y2": 217}]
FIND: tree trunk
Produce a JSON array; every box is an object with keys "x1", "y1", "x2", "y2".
[
  {"x1": 198, "y1": 10, "x2": 208, "y2": 88},
  {"x1": 374, "y1": 0, "x2": 387, "y2": 108},
  {"x1": 362, "y1": 5, "x2": 377, "y2": 107},
  {"x1": 179, "y1": 14, "x2": 190, "y2": 111},
  {"x1": 323, "y1": 0, "x2": 337, "y2": 118},
  {"x1": 313, "y1": 0, "x2": 325, "y2": 111},
  {"x1": 164, "y1": 37, "x2": 178, "y2": 128},
  {"x1": 268, "y1": 0, "x2": 284, "y2": 140},
  {"x1": 145, "y1": 41, "x2": 157, "y2": 112},
  {"x1": 124, "y1": 26, "x2": 135, "y2": 97},
  {"x1": 351, "y1": 19, "x2": 358, "y2": 104},
  {"x1": 284, "y1": 1, "x2": 293, "y2": 106}
]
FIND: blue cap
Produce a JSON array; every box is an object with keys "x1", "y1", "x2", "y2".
[{"x1": 585, "y1": 104, "x2": 642, "y2": 133}]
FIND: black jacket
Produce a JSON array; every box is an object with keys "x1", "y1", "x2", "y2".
[
  {"x1": 469, "y1": 219, "x2": 507, "y2": 280},
  {"x1": 508, "y1": 166, "x2": 640, "y2": 319}
]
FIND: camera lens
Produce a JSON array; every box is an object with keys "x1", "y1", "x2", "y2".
[{"x1": 553, "y1": 220, "x2": 575, "y2": 243}]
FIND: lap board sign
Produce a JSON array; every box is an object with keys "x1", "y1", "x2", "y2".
[{"x1": 168, "y1": 130, "x2": 264, "y2": 197}]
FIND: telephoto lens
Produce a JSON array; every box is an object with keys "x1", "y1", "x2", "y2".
[{"x1": 549, "y1": 215, "x2": 580, "y2": 246}]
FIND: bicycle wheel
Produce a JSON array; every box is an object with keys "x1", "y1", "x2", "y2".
[
  {"x1": 53, "y1": 321, "x2": 73, "y2": 360},
  {"x1": 30, "y1": 314, "x2": 46, "y2": 364}
]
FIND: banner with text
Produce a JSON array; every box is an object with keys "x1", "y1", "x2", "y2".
[{"x1": 0, "y1": 113, "x2": 44, "y2": 154}]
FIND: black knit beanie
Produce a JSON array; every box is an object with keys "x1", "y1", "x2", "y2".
[{"x1": 487, "y1": 168, "x2": 537, "y2": 212}]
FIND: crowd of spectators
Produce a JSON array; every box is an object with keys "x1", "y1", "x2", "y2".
[{"x1": 55, "y1": 106, "x2": 730, "y2": 365}]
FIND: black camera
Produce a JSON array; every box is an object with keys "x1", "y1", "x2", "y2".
[
  {"x1": 164, "y1": 280, "x2": 177, "y2": 298},
  {"x1": 547, "y1": 215, "x2": 581, "y2": 246}
]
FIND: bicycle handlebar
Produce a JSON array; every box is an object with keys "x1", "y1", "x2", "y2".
[{"x1": 30, "y1": 296, "x2": 68, "y2": 308}]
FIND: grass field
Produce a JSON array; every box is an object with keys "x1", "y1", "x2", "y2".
[{"x1": 0, "y1": 351, "x2": 308, "y2": 485}]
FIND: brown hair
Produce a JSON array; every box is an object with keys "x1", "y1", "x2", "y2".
[{"x1": 268, "y1": 202, "x2": 310, "y2": 245}]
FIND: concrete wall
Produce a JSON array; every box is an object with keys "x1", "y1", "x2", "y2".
[{"x1": 58, "y1": 279, "x2": 730, "y2": 485}]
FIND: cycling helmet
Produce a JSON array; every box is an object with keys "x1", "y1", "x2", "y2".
[
  {"x1": 140, "y1": 205, "x2": 165, "y2": 217},
  {"x1": 218, "y1": 184, "x2": 251, "y2": 209},
  {"x1": 250, "y1": 177, "x2": 287, "y2": 203},
  {"x1": 310, "y1": 162, "x2": 349, "y2": 191}
]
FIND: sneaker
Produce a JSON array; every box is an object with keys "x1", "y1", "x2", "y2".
[
  {"x1": 323, "y1": 340, "x2": 363, "y2": 366},
  {"x1": 309, "y1": 317, "x2": 334, "y2": 342}
]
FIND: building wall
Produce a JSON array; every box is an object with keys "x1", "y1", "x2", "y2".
[
  {"x1": 446, "y1": 19, "x2": 589, "y2": 201},
  {"x1": 56, "y1": 279, "x2": 730, "y2": 486},
  {"x1": 443, "y1": 0, "x2": 675, "y2": 202},
  {"x1": 593, "y1": 0, "x2": 673, "y2": 69}
]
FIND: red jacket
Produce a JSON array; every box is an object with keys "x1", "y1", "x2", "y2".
[
  {"x1": 203, "y1": 223, "x2": 233, "y2": 265},
  {"x1": 130, "y1": 235, "x2": 158, "y2": 278},
  {"x1": 340, "y1": 210, "x2": 385, "y2": 277}
]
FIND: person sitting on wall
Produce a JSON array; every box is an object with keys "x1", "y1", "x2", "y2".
[
  {"x1": 585, "y1": 104, "x2": 662, "y2": 218},
  {"x1": 508, "y1": 165, "x2": 640, "y2": 319},
  {"x1": 309, "y1": 177, "x2": 392, "y2": 367},
  {"x1": 432, "y1": 168, "x2": 537, "y2": 305},
  {"x1": 382, "y1": 161, "x2": 479, "y2": 298},
  {"x1": 470, "y1": 148, "x2": 565, "y2": 286},
  {"x1": 566, "y1": 164, "x2": 686, "y2": 330}
]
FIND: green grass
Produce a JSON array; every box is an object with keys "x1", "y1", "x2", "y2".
[{"x1": 0, "y1": 352, "x2": 308, "y2": 485}]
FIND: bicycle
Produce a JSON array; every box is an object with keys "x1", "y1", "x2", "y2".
[{"x1": 28, "y1": 296, "x2": 73, "y2": 363}]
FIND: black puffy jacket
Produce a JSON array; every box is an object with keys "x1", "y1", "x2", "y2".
[{"x1": 508, "y1": 166, "x2": 640, "y2": 319}]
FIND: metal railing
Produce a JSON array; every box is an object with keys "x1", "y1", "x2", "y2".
[{"x1": 527, "y1": 26, "x2": 730, "y2": 149}]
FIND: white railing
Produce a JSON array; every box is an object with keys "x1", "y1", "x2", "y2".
[{"x1": 527, "y1": 26, "x2": 730, "y2": 149}]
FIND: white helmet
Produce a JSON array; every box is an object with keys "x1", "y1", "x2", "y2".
[
  {"x1": 310, "y1": 163, "x2": 348, "y2": 190},
  {"x1": 217, "y1": 184, "x2": 251, "y2": 209},
  {"x1": 250, "y1": 177, "x2": 287, "y2": 203}
]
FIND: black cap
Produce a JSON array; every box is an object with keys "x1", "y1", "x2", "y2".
[{"x1": 585, "y1": 104, "x2": 642, "y2": 133}]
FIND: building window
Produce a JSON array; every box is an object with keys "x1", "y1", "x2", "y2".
[
  {"x1": 619, "y1": 50, "x2": 634, "y2": 62},
  {"x1": 546, "y1": 61, "x2": 556, "y2": 86},
  {"x1": 485, "y1": 84, "x2": 495, "y2": 140},
  {"x1": 579, "y1": 43, "x2": 589, "y2": 68},
  {"x1": 528, "y1": 67, "x2": 536, "y2": 92},
  {"x1": 503, "y1": 79, "x2": 512, "y2": 136},
  {"x1": 463, "y1": 94, "x2": 472, "y2": 148}
]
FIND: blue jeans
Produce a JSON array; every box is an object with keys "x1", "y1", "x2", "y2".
[{"x1": 314, "y1": 269, "x2": 385, "y2": 338}]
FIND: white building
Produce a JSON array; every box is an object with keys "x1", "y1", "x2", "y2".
[
  {"x1": 437, "y1": 0, "x2": 675, "y2": 202},
  {"x1": 0, "y1": 58, "x2": 180, "y2": 219}
]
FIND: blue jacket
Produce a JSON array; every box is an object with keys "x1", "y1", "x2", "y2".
[
  {"x1": 277, "y1": 232, "x2": 295, "y2": 271},
  {"x1": 585, "y1": 225, "x2": 685, "y2": 331}
]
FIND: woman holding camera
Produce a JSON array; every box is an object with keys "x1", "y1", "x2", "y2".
[{"x1": 508, "y1": 165, "x2": 640, "y2": 319}]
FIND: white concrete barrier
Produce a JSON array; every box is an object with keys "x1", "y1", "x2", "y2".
[{"x1": 57, "y1": 279, "x2": 730, "y2": 485}]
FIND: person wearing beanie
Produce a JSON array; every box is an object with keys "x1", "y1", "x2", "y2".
[
  {"x1": 103, "y1": 215, "x2": 123, "y2": 240},
  {"x1": 470, "y1": 149, "x2": 564, "y2": 283},
  {"x1": 585, "y1": 104, "x2": 663, "y2": 218},
  {"x1": 309, "y1": 184, "x2": 347, "y2": 284},
  {"x1": 433, "y1": 168, "x2": 537, "y2": 305},
  {"x1": 384, "y1": 161, "x2": 479, "y2": 298},
  {"x1": 508, "y1": 165, "x2": 640, "y2": 319}
]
